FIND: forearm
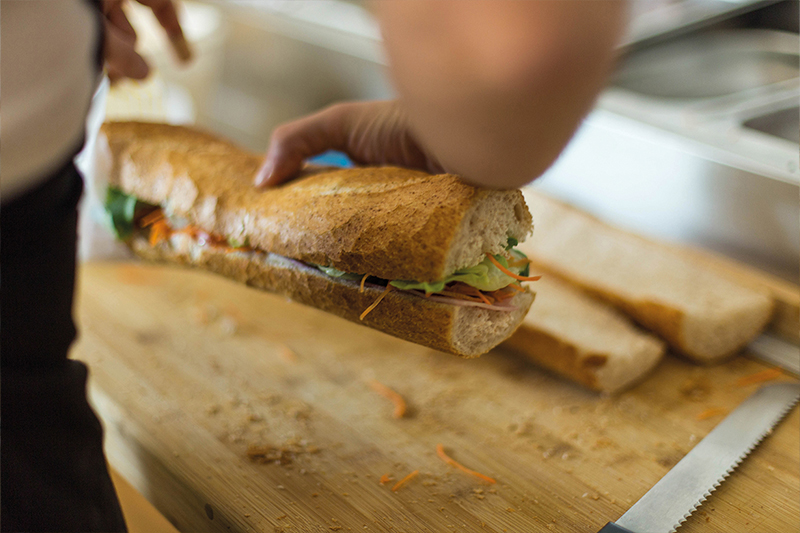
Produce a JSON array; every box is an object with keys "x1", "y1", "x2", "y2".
[{"x1": 374, "y1": 0, "x2": 628, "y2": 189}]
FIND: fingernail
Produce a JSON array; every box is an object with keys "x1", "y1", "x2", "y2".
[
  {"x1": 132, "y1": 57, "x2": 150, "y2": 80},
  {"x1": 255, "y1": 159, "x2": 273, "y2": 187}
]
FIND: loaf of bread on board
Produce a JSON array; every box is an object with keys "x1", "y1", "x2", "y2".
[
  {"x1": 503, "y1": 276, "x2": 665, "y2": 393},
  {"x1": 519, "y1": 190, "x2": 774, "y2": 363}
]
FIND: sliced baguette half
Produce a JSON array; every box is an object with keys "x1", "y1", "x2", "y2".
[
  {"x1": 503, "y1": 276, "x2": 665, "y2": 393},
  {"x1": 130, "y1": 231, "x2": 534, "y2": 357},
  {"x1": 101, "y1": 121, "x2": 532, "y2": 283},
  {"x1": 519, "y1": 190, "x2": 774, "y2": 363}
]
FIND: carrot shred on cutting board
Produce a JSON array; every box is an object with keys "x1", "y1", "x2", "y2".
[
  {"x1": 391, "y1": 470, "x2": 419, "y2": 492},
  {"x1": 367, "y1": 380, "x2": 407, "y2": 419},
  {"x1": 359, "y1": 285, "x2": 393, "y2": 320},
  {"x1": 379, "y1": 473, "x2": 393, "y2": 485},
  {"x1": 360, "y1": 274, "x2": 369, "y2": 294},
  {"x1": 436, "y1": 444, "x2": 496, "y2": 484},
  {"x1": 486, "y1": 254, "x2": 542, "y2": 282},
  {"x1": 696, "y1": 407, "x2": 727, "y2": 421},
  {"x1": 736, "y1": 368, "x2": 783, "y2": 387},
  {"x1": 279, "y1": 344, "x2": 298, "y2": 363}
]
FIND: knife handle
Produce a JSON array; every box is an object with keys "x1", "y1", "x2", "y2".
[{"x1": 598, "y1": 522, "x2": 635, "y2": 533}]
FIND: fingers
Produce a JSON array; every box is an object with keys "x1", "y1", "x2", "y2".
[
  {"x1": 105, "y1": 0, "x2": 137, "y2": 44},
  {"x1": 255, "y1": 100, "x2": 446, "y2": 188},
  {"x1": 135, "y1": 0, "x2": 192, "y2": 61},
  {"x1": 255, "y1": 105, "x2": 349, "y2": 188},
  {"x1": 104, "y1": 20, "x2": 149, "y2": 80}
]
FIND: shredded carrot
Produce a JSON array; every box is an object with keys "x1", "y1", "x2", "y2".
[
  {"x1": 436, "y1": 444, "x2": 496, "y2": 484},
  {"x1": 148, "y1": 219, "x2": 171, "y2": 246},
  {"x1": 696, "y1": 407, "x2": 727, "y2": 421},
  {"x1": 736, "y1": 368, "x2": 783, "y2": 387},
  {"x1": 140, "y1": 208, "x2": 165, "y2": 227},
  {"x1": 367, "y1": 380, "x2": 407, "y2": 419},
  {"x1": 391, "y1": 470, "x2": 419, "y2": 492},
  {"x1": 359, "y1": 285, "x2": 393, "y2": 321},
  {"x1": 279, "y1": 344, "x2": 298, "y2": 363},
  {"x1": 494, "y1": 288, "x2": 517, "y2": 301},
  {"x1": 476, "y1": 291, "x2": 493, "y2": 305},
  {"x1": 507, "y1": 257, "x2": 531, "y2": 268},
  {"x1": 360, "y1": 273, "x2": 369, "y2": 294},
  {"x1": 486, "y1": 254, "x2": 542, "y2": 282},
  {"x1": 492, "y1": 291, "x2": 514, "y2": 302},
  {"x1": 379, "y1": 473, "x2": 393, "y2": 485},
  {"x1": 435, "y1": 290, "x2": 485, "y2": 303},
  {"x1": 445, "y1": 284, "x2": 494, "y2": 304},
  {"x1": 507, "y1": 283, "x2": 525, "y2": 292},
  {"x1": 466, "y1": 286, "x2": 493, "y2": 305}
]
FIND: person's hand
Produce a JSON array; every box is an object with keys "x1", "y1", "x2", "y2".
[
  {"x1": 255, "y1": 100, "x2": 446, "y2": 188},
  {"x1": 102, "y1": 0, "x2": 191, "y2": 82}
]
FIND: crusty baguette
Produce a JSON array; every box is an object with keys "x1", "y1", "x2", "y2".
[
  {"x1": 100, "y1": 122, "x2": 532, "y2": 283},
  {"x1": 519, "y1": 190, "x2": 774, "y2": 363},
  {"x1": 503, "y1": 276, "x2": 665, "y2": 393},
  {"x1": 130, "y1": 230, "x2": 534, "y2": 357}
]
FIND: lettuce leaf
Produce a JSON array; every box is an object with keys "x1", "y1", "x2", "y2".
[
  {"x1": 389, "y1": 249, "x2": 528, "y2": 293},
  {"x1": 315, "y1": 237, "x2": 530, "y2": 294},
  {"x1": 317, "y1": 265, "x2": 364, "y2": 281},
  {"x1": 104, "y1": 187, "x2": 140, "y2": 239}
]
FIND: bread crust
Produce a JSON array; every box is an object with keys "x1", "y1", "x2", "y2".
[
  {"x1": 502, "y1": 276, "x2": 664, "y2": 393},
  {"x1": 520, "y1": 190, "x2": 774, "y2": 363},
  {"x1": 130, "y1": 231, "x2": 534, "y2": 357},
  {"x1": 101, "y1": 121, "x2": 531, "y2": 282}
]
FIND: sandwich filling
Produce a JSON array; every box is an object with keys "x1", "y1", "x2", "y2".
[{"x1": 106, "y1": 188, "x2": 539, "y2": 318}]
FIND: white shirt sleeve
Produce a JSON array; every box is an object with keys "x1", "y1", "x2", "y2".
[{"x1": 1, "y1": 0, "x2": 101, "y2": 201}]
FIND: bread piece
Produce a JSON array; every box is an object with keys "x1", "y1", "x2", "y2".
[
  {"x1": 519, "y1": 190, "x2": 774, "y2": 363},
  {"x1": 130, "y1": 231, "x2": 535, "y2": 357},
  {"x1": 100, "y1": 122, "x2": 532, "y2": 282},
  {"x1": 503, "y1": 277, "x2": 665, "y2": 393}
]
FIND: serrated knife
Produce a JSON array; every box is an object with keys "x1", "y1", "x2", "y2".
[{"x1": 599, "y1": 382, "x2": 800, "y2": 533}]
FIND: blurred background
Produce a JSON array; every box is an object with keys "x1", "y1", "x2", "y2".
[{"x1": 98, "y1": 0, "x2": 799, "y2": 281}]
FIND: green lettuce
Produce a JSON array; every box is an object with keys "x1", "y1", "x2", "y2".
[
  {"x1": 317, "y1": 265, "x2": 364, "y2": 281},
  {"x1": 104, "y1": 187, "x2": 140, "y2": 239},
  {"x1": 389, "y1": 249, "x2": 529, "y2": 293},
  {"x1": 315, "y1": 239, "x2": 530, "y2": 294},
  {"x1": 104, "y1": 187, "x2": 249, "y2": 249}
]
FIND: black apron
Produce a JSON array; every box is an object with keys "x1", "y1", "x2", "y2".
[{"x1": 1, "y1": 2, "x2": 127, "y2": 530}]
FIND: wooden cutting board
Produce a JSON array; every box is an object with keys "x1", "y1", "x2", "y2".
[{"x1": 73, "y1": 262, "x2": 799, "y2": 533}]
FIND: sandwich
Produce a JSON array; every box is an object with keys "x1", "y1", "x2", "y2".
[{"x1": 98, "y1": 121, "x2": 537, "y2": 357}]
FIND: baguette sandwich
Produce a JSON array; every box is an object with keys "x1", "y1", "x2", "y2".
[{"x1": 99, "y1": 122, "x2": 537, "y2": 357}]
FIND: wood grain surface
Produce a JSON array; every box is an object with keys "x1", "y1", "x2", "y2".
[{"x1": 73, "y1": 262, "x2": 799, "y2": 533}]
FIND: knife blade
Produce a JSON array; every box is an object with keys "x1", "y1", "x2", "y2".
[{"x1": 599, "y1": 382, "x2": 800, "y2": 533}]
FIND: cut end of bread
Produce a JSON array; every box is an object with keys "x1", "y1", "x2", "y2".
[
  {"x1": 451, "y1": 291, "x2": 535, "y2": 357},
  {"x1": 680, "y1": 295, "x2": 775, "y2": 363},
  {"x1": 445, "y1": 189, "x2": 532, "y2": 275}
]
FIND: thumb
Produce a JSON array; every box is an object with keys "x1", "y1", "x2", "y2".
[
  {"x1": 254, "y1": 107, "x2": 349, "y2": 188},
  {"x1": 255, "y1": 138, "x2": 306, "y2": 188}
]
